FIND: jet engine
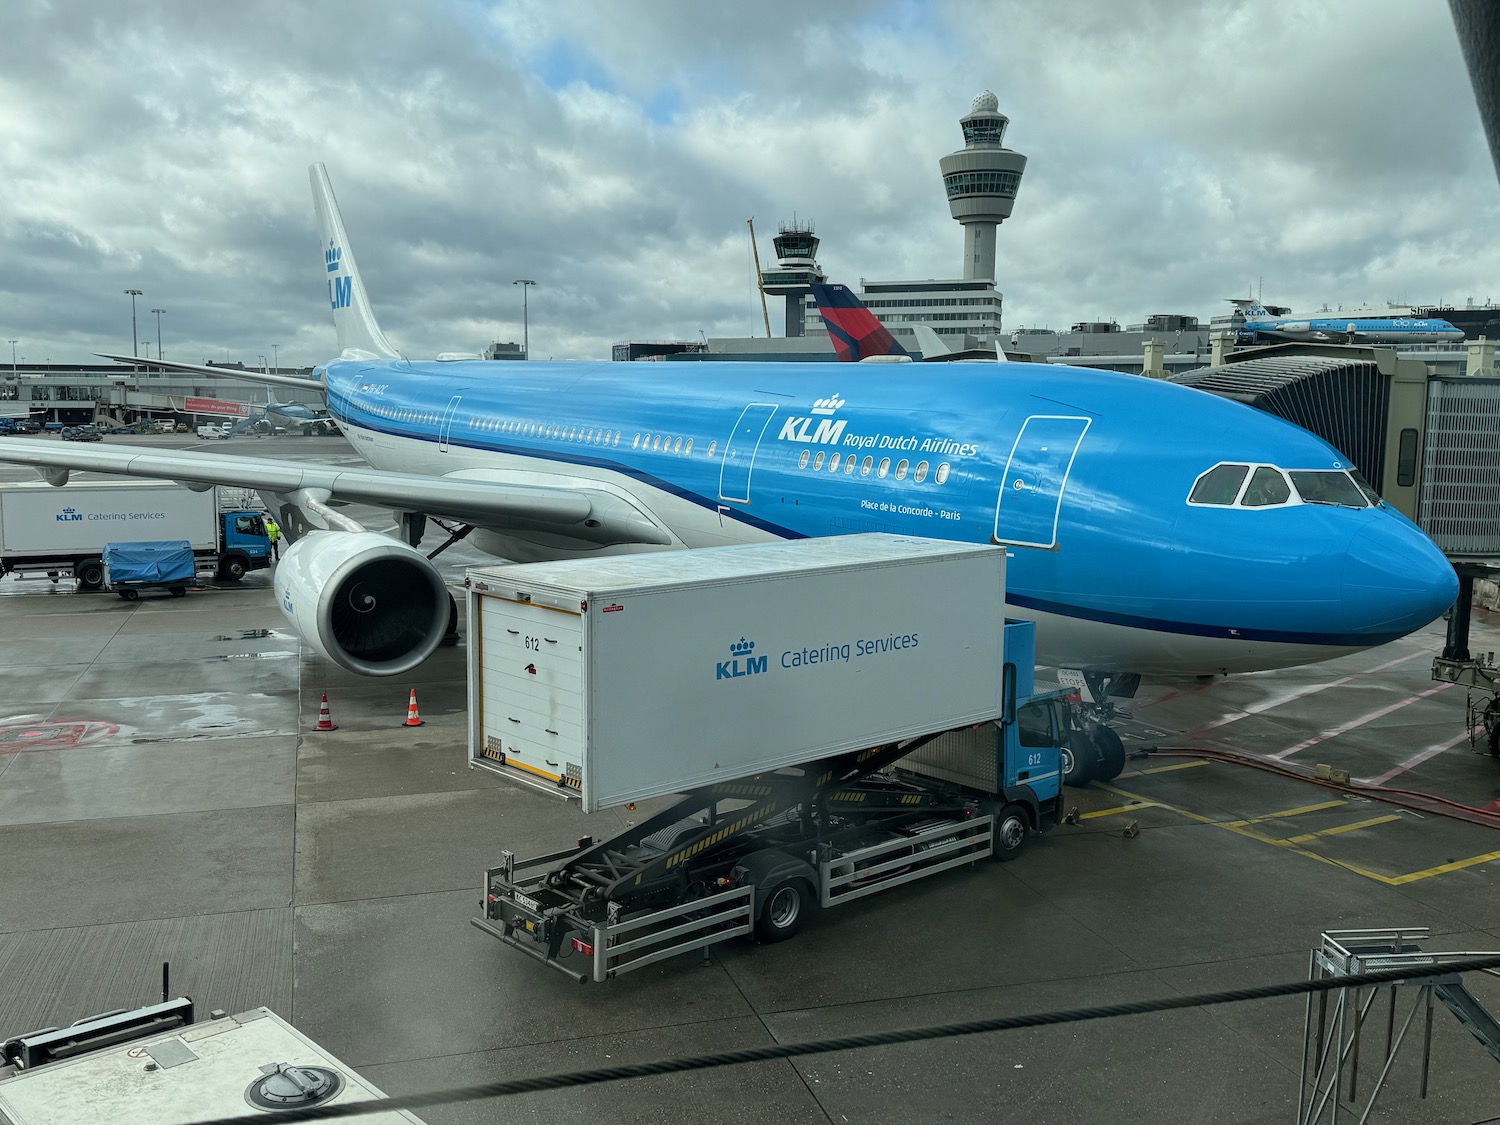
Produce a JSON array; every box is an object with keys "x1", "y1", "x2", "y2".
[{"x1": 274, "y1": 531, "x2": 450, "y2": 676}]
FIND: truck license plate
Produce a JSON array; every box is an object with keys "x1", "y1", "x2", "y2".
[{"x1": 513, "y1": 892, "x2": 540, "y2": 912}]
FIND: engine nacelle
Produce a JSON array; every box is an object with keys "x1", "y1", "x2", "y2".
[{"x1": 274, "y1": 531, "x2": 449, "y2": 677}]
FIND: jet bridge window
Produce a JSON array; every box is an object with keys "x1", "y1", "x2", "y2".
[
  {"x1": 1289, "y1": 470, "x2": 1370, "y2": 508},
  {"x1": 1188, "y1": 463, "x2": 1249, "y2": 506}
]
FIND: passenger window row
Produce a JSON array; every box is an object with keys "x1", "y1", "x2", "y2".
[{"x1": 794, "y1": 449, "x2": 952, "y2": 485}]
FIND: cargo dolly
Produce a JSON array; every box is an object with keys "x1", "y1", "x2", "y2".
[{"x1": 473, "y1": 725, "x2": 1055, "y2": 984}]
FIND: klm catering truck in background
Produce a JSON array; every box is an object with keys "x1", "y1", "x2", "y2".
[
  {"x1": 0, "y1": 480, "x2": 273, "y2": 589},
  {"x1": 466, "y1": 535, "x2": 1070, "y2": 983}
]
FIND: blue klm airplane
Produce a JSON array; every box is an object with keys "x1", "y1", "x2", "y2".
[
  {"x1": 0, "y1": 165, "x2": 1458, "y2": 782},
  {"x1": 1231, "y1": 299, "x2": 1464, "y2": 344}
]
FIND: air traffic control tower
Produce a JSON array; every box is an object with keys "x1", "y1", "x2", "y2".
[
  {"x1": 940, "y1": 90, "x2": 1027, "y2": 281},
  {"x1": 759, "y1": 222, "x2": 827, "y2": 337}
]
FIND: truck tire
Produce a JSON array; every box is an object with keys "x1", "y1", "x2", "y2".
[
  {"x1": 755, "y1": 878, "x2": 811, "y2": 943},
  {"x1": 119, "y1": 589, "x2": 139, "y2": 601},
  {"x1": 218, "y1": 555, "x2": 248, "y2": 582},
  {"x1": 1062, "y1": 734, "x2": 1096, "y2": 787},
  {"x1": 169, "y1": 586, "x2": 186, "y2": 597},
  {"x1": 1092, "y1": 727, "x2": 1127, "y2": 781},
  {"x1": 75, "y1": 557, "x2": 105, "y2": 589},
  {"x1": 993, "y1": 804, "x2": 1030, "y2": 862}
]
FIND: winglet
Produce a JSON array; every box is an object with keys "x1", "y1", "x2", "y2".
[
  {"x1": 810, "y1": 283, "x2": 910, "y2": 362},
  {"x1": 309, "y1": 163, "x2": 400, "y2": 360}
]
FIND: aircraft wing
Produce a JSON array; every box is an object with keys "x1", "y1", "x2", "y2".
[
  {"x1": 95, "y1": 353, "x2": 326, "y2": 395},
  {"x1": 0, "y1": 439, "x2": 672, "y2": 546}
]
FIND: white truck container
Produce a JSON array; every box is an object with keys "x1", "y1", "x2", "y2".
[
  {"x1": 466, "y1": 534, "x2": 1004, "y2": 813},
  {"x1": 0, "y1": 480, "x2": 272, "y2": 588}
]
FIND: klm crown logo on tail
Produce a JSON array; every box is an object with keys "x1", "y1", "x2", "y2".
[
  {"x1": 716, "y1": 637, "x2": 767, "y2": 681},
  {"x1": 326, "y1": 240, "x2": 352, "y2": 310}
]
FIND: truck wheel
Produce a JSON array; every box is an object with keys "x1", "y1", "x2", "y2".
[
  {"x1": 1092, "y1": 727, "x2": 1127, "y2": 782},
  {"x1": 755, "y1": 879, "x2": 810, "y2": 943},
  {"x1": 993, "y1": 804, "x2": 1030, "y2": 862},
  {"x1": 119, "y1": 589, "x2": 139, "y2": 601},
  {"x1": 218, "y1": 555, "x2": 248, "y2": 582},
  {"x1": 1062, "y1": 735, "x2": 1096, "y2": 787},
  {"x1": 75, "y1": 558, "x2": 105, "y2": 589},
  {"x1": 169, "y1": 587, "x2": 186, "y2": 597}
]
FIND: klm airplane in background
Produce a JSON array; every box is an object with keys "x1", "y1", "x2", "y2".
[
  {"x1": 0, "y1": 165, "x2": 1459, "y2": 783},
  {"x1": 1230, "y1": 298, "x2": 1464, "y2": 344}
]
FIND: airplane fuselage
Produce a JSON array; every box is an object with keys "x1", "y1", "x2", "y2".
[
  {"x1": 1243, "y1": 316, "x2": 1465, "y2": 344},
  {"x1": 319, "y1": 356, "x2": 1457, "y2": 676}
]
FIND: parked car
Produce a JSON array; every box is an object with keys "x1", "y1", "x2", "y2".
[{"x1": 60, "y1": 426, "x2": 102, "y2": 442}]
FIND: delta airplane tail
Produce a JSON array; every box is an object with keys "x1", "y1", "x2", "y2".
[
  {"x1": 810, "y1": 283, "x2": 909, "y2": 362},
  {"x1": 310, "y1": 162, "x2": 401, "y2": 361}
]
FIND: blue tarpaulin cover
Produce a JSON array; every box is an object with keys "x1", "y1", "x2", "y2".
[{"x1": 103, "y1": 540, "x2": 197, "y2": 586}]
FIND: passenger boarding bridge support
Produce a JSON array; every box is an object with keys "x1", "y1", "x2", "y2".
[{"x1": 1297, "y1": 928, "x2": 1500, "y2": 1124}]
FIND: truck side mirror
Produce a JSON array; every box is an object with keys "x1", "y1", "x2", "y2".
[{"x1": 1001, "y1": 663, "x2": 1017, "y2": 726}]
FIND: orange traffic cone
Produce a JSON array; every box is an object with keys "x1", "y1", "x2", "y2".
[
  {"x1": 314, "y1": 693, "x2": 337, "y2": 732},
  {"x1": 403, "y1": 688, "x2": 424, "y2": 727}
]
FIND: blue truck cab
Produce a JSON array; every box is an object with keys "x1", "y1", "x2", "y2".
[{"x1": 217, "y1": 510, "x2": 275, "y2": 580}]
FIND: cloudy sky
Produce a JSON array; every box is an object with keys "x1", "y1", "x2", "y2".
[{"x1": 2, "y1": 0, "x2": 1496, "y2": 368}]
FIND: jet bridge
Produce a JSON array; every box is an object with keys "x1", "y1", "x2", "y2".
[{"x1": 1297, "y1": 928, "x2": 1500, "y2": 1124}]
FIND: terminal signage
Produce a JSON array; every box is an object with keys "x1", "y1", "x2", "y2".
[{"x1": 186, "y1": 396, "x2": 249, "y2": 417}]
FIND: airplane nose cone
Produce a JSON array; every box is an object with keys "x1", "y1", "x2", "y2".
[{"x1": 1341, "y1": 520, "x2": 1457, "y2": 638}]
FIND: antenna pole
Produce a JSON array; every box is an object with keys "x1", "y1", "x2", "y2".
[{"x1": 747, "y1": 218, "x2": 772, "y2": 339}]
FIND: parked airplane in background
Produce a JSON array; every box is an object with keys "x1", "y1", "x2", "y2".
[
  {"x1": 810, "y1": 283, "x2": 998, "y2": 362},
  {"x1": 1230, "y1": 299, "x2": 1464, "y2": 344},
  {"x1": 0, "y1": 165, "x2": 1459, "y2": 784}
]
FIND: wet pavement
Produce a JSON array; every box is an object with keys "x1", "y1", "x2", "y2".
[{"x1": 1, "y1": 436, "x2": 1499, "y2": 1123}]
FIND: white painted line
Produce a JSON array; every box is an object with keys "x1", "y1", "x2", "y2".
[
  {"x1": 1268, "y1": 683, "x2": 1454, "y2": 761},
  {"x1": 1195, "y1": 650, "x2": 1428, "y2": 733},
  {"x1": 1361, "y1": 728, "x2": 1481, "y2": 787}
]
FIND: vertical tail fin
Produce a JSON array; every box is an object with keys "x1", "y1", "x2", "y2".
[
  {"x1": 810, "y1": 283, "x2": 910, "y2": 362},
  {"x1": 309, "y1": 163, "x2": 401, "y2": 360}
]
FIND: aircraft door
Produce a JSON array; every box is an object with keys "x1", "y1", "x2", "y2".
[
  {"x1": 438, "y1": 395, "x2": 462, "y2": 453},
  {"x1": 993, "y1": 415, "x2": 1090, "y2": 549},
  {"x1": 718, "y1": 403, "x2": 778, "y2": 505}
]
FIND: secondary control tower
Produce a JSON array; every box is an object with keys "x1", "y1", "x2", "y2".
[
  {"x1": 939, "y1": 90, "x2": 1027, "y2": 281},
  {"x1": 759, "y1": 221, "x2": 828, "y2": 337}
]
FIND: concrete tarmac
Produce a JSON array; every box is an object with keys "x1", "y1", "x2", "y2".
[{"x1": 2, "y1": 434, "x2": 1499, "y2": 1124}]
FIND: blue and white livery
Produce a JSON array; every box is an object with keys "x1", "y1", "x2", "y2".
[
  {"x1": 0, "y1": 165, "x2": 1458, "y2": 698},
  {"x1": 1231, "y1": 299, "x2": 1464, "y2": 344}
]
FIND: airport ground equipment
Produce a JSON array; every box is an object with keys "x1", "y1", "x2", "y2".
[
  {"x1": 0, "y1": 480, "x2": 272, "y2": 588},
  {"x1": 468, "y1": 535, "x2": 1068, "y2": 982},
  {"x1": 0, "y1": 996, "x2": 425, "y2": 1124},
  {"x1": 102, "y1": 540, "x2": 197, "y2": 600},
  {"x1": 1297, "y1": 928, "x2": 1500, "y2": 1124}
]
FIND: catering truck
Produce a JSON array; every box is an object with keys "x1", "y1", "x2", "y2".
[
  {"x1": 466, "y1": 534, "x2": 1070, "y2": 983},
  {"x1": 0, "y1": 480, "x2": 273, "y2": 589}
]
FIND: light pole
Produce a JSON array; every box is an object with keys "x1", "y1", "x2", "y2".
[
  {"x1": 271, "y1": 344, "x2": 279, "y2": 376},
  {"x1": 258, "y1": 355, "x2": 268, "y2": 372},
  {"x1": 7, "y1": 340, "x2": 15, "y2": 380},
  {"x1": 513, "y1": 279, "x2": 536, "y2": 360},
  {"x1": 151, "y1": 309, "x2": 165, "y2": 359},
  {"x1": 124, "y1": 289, "x2": 142, "y2": 357}
]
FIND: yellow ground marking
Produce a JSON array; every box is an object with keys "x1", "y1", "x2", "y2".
[
  {"x1": 1093, "y1": 782, "x2": 1500, "y2": 886},
  {"x1": 1220, "y1": 800, "x2": 1347, "y2": 827},
  {"x1": 1282, "y1": 815, "x2": 1402, "y2": 845},
  {"x1": 1079, "y1": 801, "x2": 1159, "y2": 821},
  {"x1": 1128, "y1": 760, "x2": 1211, "y2": 776}
]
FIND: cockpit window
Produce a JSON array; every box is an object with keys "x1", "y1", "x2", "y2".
[
  {"x1": 1242, "y1": 466, "x2": 1292, "y2": 507},
  {"x1": 1189, "y1": 463, "x2": 1249, "y2": 505},
  {"x1": 1290, "y1": 470, "x2": 1369, "y2": 508},
  {"x1": 1350, "y1": 470, "x2": 1383, "y2": 507}
]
